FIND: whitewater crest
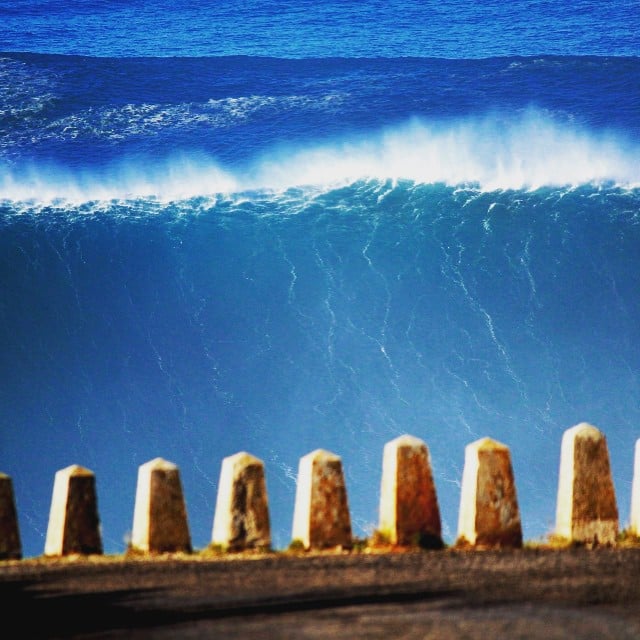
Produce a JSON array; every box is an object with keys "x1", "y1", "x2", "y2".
[{"x1": 1, "y1": 113, "x2": 638, "y2": 205}]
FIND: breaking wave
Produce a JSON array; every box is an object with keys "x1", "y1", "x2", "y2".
[{"x1": 1, "y1": 111, "x2": 638, "y2": 204}]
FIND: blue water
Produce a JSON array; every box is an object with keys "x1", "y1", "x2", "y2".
[
  {"x1": 1, "y1": 1, "x2": 639, "y2": 559},
  {"x1": 2, "y1": 0, "x2": 639, "y2": 58}
]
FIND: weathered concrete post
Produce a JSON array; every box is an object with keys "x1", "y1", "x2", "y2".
[
  {"x1": 629, "y1": 439, "x2": 640, "y2": 536},
  {"x1": 378, "y1": 434, "x2": 442, "y2": 548},
  {"x1": 131, "y1": 458, "x2": 192, "y2": 554},
  {"x1": 45, "y1": 465, "x2": 103, "y2": 556},
  {"x1": 211, "y1": 451, "x2": 271, "y2": 551},
  {"x1": 0, "y1": 473, "x2": 21, "y2": 560},
  {"x1": 457, "y1": 437, "x2": 522, "y2": 548},
  {"x1": 555, "y1": 423, "x2": 618, "y2": 545},
  {"x1": 291, "y1": 449, "x2": 352, "y2": 550}
]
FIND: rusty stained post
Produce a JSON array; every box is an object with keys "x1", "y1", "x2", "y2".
[
  {"x1": 555, "y1": 423, "x2": 618, "y2": 545},
  {"x1": 457, "y1": 437, "x2": 522, "y2": 548},
  {"x1": 212, "y1": 451, "x2": 271, "y2": 551},
  {"x1": 45, "y1": 465, "x2": 103, "y2": 556},
  {"x1": 378, "y1": 434, "x2": 442, "y2": 548},
  {"x1": 291, "y1": 449, "x2": 352, "y2": 550},
  {"x1": 131, "y1": 458, "x2": 192, "y2": 554},
  {"x1": 629, "y1": 439, "x2": 640, "y2": 537},
  {"x1": 0, "y1": 473, "x2": 21, "y2": 560}
]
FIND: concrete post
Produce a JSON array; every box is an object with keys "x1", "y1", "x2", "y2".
[
  {"x1": 630, "y1": 439, "x2": 640, "y2": 536},
  {"x1": 555, "y1": 423, "x2": 618, "y2": 545},
  {"x1": 457, "y1": 437, "x2": 522, "y2": 548},
  {"x1": 131, "y1": 458, "x2": 192, "y2": 554},
  {"x1": 291, "y1": 449, "x2": 352, "y2": 550},
  {"x1": 212, "y1": 451, "x2": 271, "y2": 551},
  {"x1": 0, "y1": 473, "x2": 21, "y2": 560},
  {"x1": 44, "y1": 465, "x2": 103, "y2": 556},
  {"x1": 378, "y1": 434, "x2": 442, "y2": 547}
]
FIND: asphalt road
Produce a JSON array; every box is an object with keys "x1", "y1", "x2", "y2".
[{"x1": 2, "y1": 547, "x2": 640, "y2": 639}]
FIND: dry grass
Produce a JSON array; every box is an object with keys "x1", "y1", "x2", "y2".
[{"x1": 6, "y1": 530, "x2": 640, "y2": 566}]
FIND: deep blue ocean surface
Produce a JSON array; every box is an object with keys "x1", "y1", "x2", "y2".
[{"x1": 1, "y1": 0, "x2": 639, "y2": 559}]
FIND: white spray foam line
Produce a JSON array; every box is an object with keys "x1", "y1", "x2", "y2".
[
  {"x1": 1, "y1": 112, "x2": 639, "y2": 204},
  {"x1": 253, "y1": 116, "x2": 638, "y2": 191},
  {"x1": 0, "y1": 157, "x2": 241, "y2": 204}
]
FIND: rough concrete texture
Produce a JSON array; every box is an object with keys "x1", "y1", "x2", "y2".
[
  {"x1": 629, "y1": 439, "x2": 640, "y2": 536},
  {"x1": 292, "y1": 449, "x2": 352, "y2": 550},
  {"x1": 0, "y1": 473, "x2": 21, "y2": 560},
  {"x1": 555, "y1": 423, "x2": 618, "y2": 544},
  {"x1": 211, "y1": 451, "x2": 271, "y2": 551},
  {"x1": 378, "y1": 434, "x2": 442, "y2": 547},
  {"x1": 458, "y1": 437, "x2": 522, "y2": 548},
  {"x1": 44, "y1": 465, "x2": 102, "y2": 557},
  {"x1": 131, "y1": 458, "x2": 192, "y2": 554}
]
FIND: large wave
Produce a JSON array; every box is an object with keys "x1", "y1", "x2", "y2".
[{"x1": 2, "y1": 111, "x2": 638, "y2": 204}]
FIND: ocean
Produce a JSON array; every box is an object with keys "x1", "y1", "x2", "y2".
[{"x1": 1, "y1": 0, "x2": 639, "y2": 559}]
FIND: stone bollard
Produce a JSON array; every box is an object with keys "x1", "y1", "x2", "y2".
[
  {"x1": 457, "y1": 437, "x2": 522, "y2": 548},
  {"x1": 555, "y1": 423, "x2": 618, "y2": 545},
  {"x1": 291, "y1": 449, "x2": 352, "y2": 550},
  {"x1": 378, "y1": 434, "x2": 442, "y2": 548},
  {"x1": 630, "y1": 439, "x2": 640, "y2": 536},
  {"x1": 211, "y1": 451, "x2": 271, "y2": 551},
  {"x1": 0, "y1": 473, "x2": 22, "y2": 560},
  {"x1": 45, "y1": 465, "x2": 103, "y2": 556},
  {"x1": 130, "y1": 458, "x2": 192, "y2": 554}
]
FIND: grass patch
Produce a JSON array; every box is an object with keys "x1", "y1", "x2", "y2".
[
  {"x1": 369, "y1": 529, "x2": 392, "y2": 548},
  {"x1": 367, "y1": 529, "x2": 446, "y2": 552},
  {"x1": 201, "y1": 543, "x2": 227, "y2": 556},
  {"x1": 351, "y1": 537, "x2": 369, "y2": 553},
  {"x1": 617, "y1": 529, "x2": 640, "y2": 547},
  {"x1": 287, "y1": 539, "x2": 306, "y2": 553}
]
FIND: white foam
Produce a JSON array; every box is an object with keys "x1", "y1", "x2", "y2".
[
  {"x1": 0, "y1": 155, "x2": 240, "y2": 204},
  {"x1": 253, "y1": 112, "x2": 638, "y2": 192},
  {"x1": 1, "y1": 110, "x2": 638, "y2": 204},
  {"x1": 18, "y1": 92, "x2": 347, "y2": 145}
]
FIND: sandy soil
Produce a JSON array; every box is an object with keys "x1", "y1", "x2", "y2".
[{"x1": 2, "y1": 547, "x2": 640, "y2": 639}]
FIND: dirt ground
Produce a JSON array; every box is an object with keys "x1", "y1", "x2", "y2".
[{"x1": 2, "y1": 547, "x2": 640, "y2": 639}]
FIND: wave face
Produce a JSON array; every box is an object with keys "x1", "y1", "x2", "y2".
[
  {"x1": 3, "y1": 183, "x2": 640, "y2": 555},
  {"x1": 1, "y1": 48, "x2": 640, "y2": 558}
]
